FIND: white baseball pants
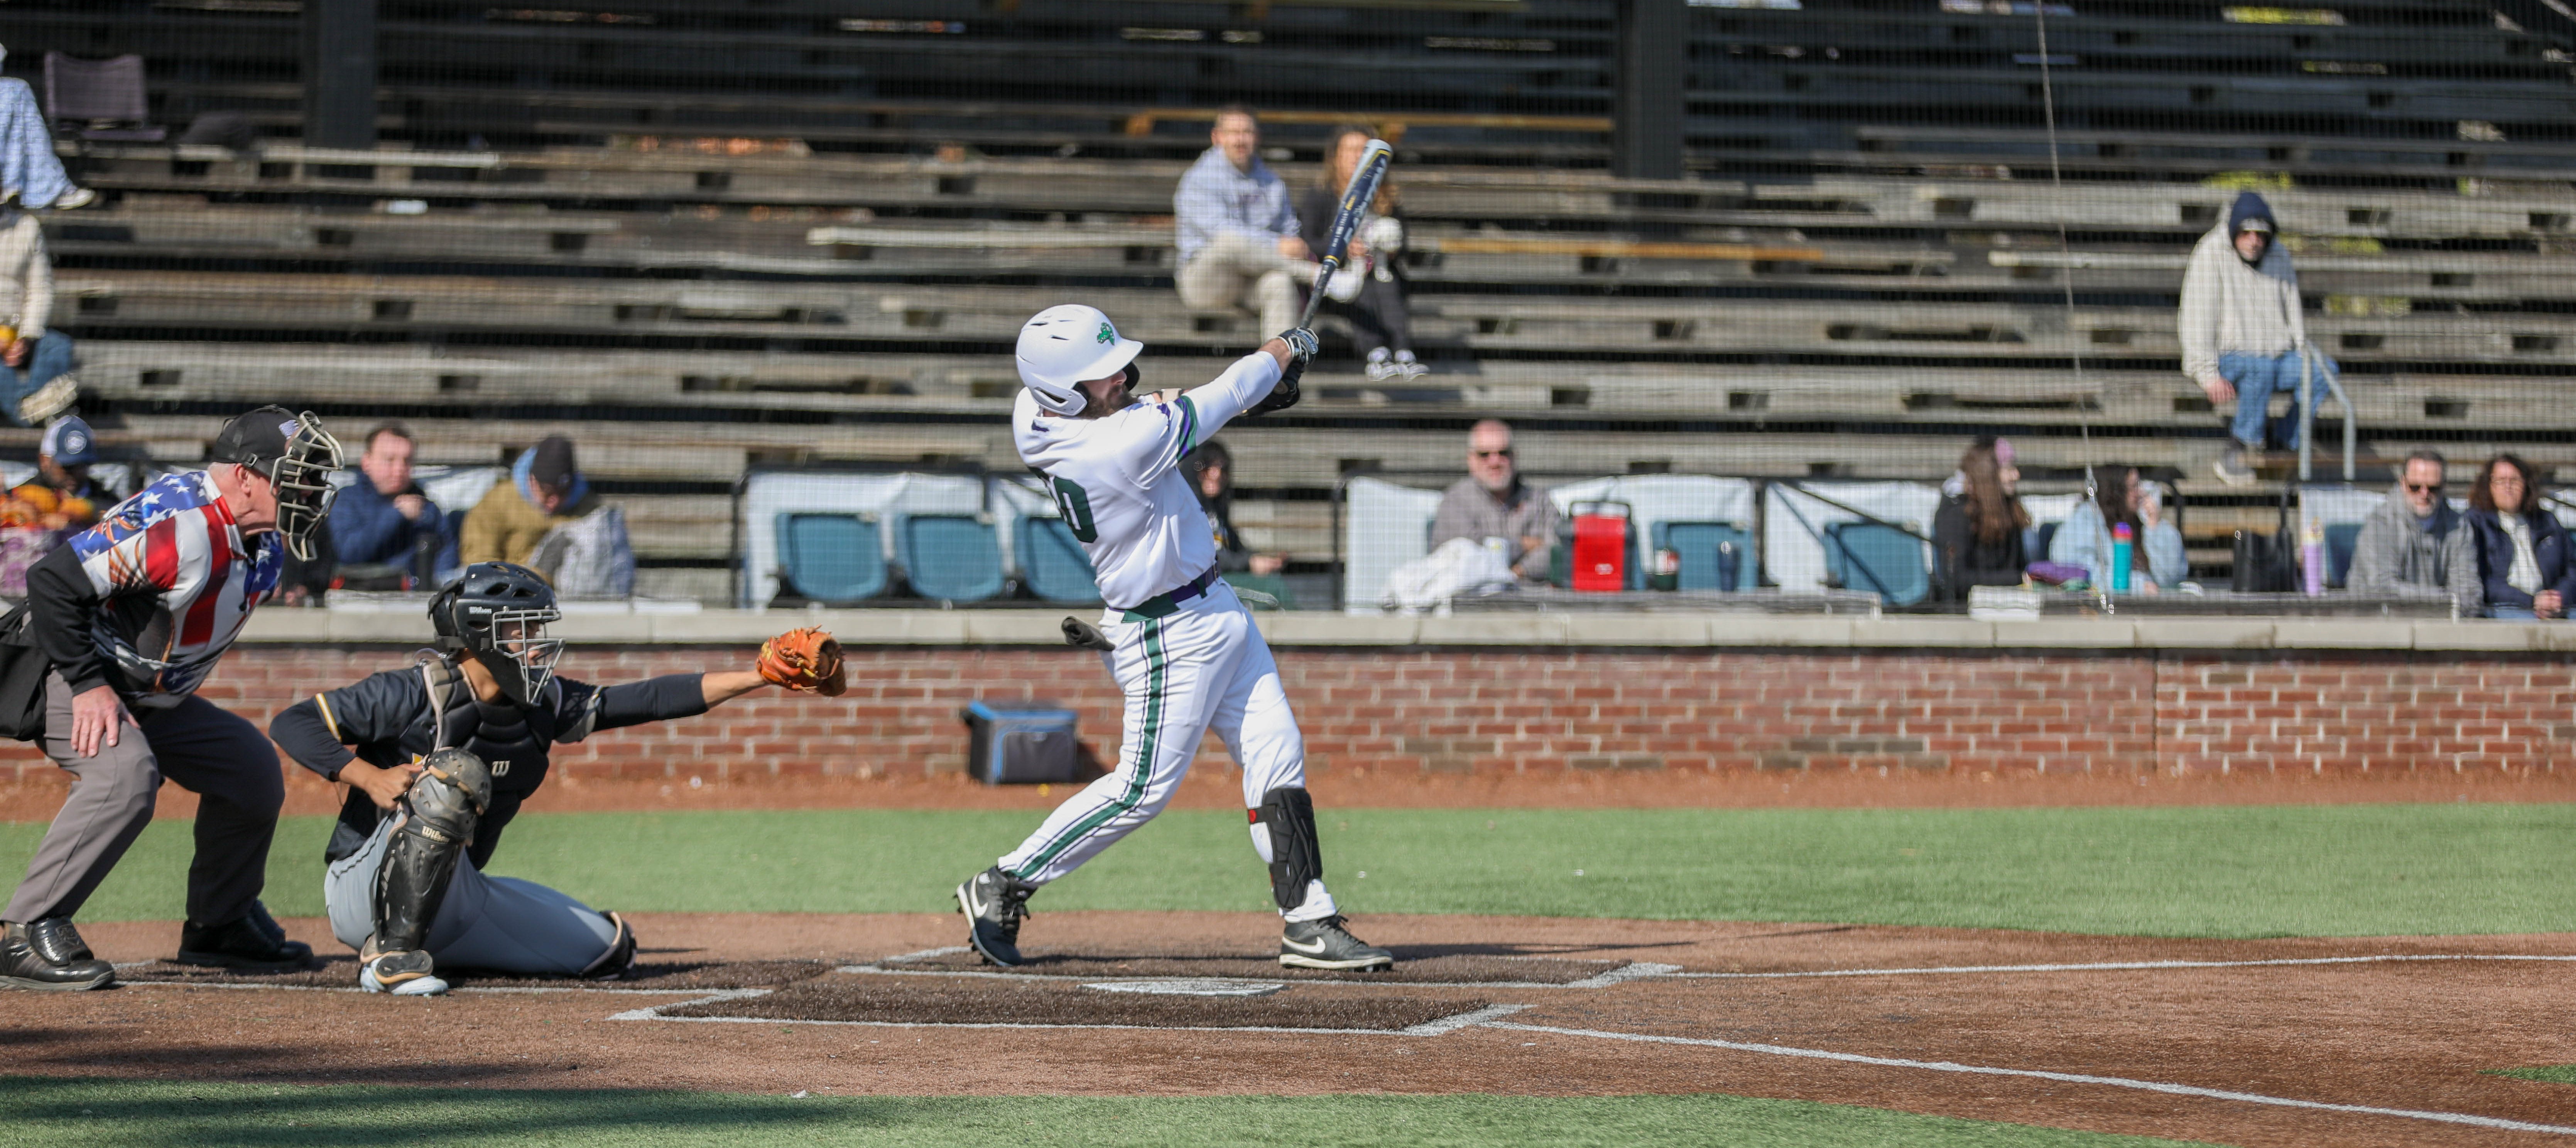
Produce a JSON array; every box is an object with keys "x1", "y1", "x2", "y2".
[{"x1": 998, "y1": 582, "x2": 1338, "y2": 922}]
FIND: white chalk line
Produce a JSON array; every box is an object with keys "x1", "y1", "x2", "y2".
[
  {"x1": 1671, "y1": 953, "x2": 2576, "y2": 979},
  {"x1": 841, "y1": 955, "x2": 1666, "y2": 991},
  {"x1": 114, "y1": 979, "x2": 753, "y2": 996},
  {"x1": 871, "y1": 945, "x2": 970, "y2": 965},
  {"x1": 613, "y1": 998, "x2": 1529, "y2": 1037},
  {"x1": 1483, "y1": 1021, "x2": 2576, "y2": 1138}
]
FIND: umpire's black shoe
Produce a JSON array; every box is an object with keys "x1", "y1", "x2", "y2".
[
  {"x1": 956, "y1": 866, "x2": 1037, "y2": 967},
  {"x1": 1, "y1": 918, "x2": 115, "y2": 990},
  {"x1": 176, "y1": 903, "x2": 315, "y2": 972},
  {"x1": 1279, "y1": 915, "x2": 1395, "y2": 971}
]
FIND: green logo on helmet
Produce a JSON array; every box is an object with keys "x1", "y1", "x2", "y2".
[{"x1": 1096, "y1": 322, "x2": 1115, "y2": 344}]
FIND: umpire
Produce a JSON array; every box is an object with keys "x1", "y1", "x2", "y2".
[{"x1": 0, "y1": 407, "x2": 344, "y2": 990}]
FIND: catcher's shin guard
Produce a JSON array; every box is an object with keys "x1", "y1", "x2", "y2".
[
  {"x1": 372, "y1": 749, "x2": 493, "y2": 954},
  {"x1": 1253, "y1": 787, "x2": 1323, "y2": 914}
]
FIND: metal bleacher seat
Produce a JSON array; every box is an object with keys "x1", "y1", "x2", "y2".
[
  {"x1": 895, "y1": 514, "x2": 1005, "y2": 603},
  {"x1": 775, "y1": 512, "x2": 887, "y2": 605},
  {"x1": 1014, "y1": 516, "x2": 1102, "y2": 604},
  {"x1": 1824, "y1": 522, "x2": 1931, "y2": 608},
  {"x1": 1652, "y1": 521, "x2": 1753, "y2": 593},
  {"x1": 43, "y1": 53, "x2": 164, "y2": 143}
]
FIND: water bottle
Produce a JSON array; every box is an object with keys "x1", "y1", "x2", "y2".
[
  {"x1": 1715, "y1": 540, "x2": 1740, "y2": 593},
  {"x1": 2109, "y1": 522, "x2": 2133, "y2": 594}
]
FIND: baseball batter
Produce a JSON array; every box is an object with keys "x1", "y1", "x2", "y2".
[
  {"x1": 267, "y1": 562, "x2": 847, "y2": 995},
  {"x1": 956, "y1": 304, "x2": 1393, "y2": 971}
]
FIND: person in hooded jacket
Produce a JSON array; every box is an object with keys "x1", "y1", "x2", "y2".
[
  {"x1": 1931, "y1": 436, "x2": 2029, "y2": 603},
  {"x1": 1182, "y1": 440, "x2": 1282, "y2": 578},
  {"x1": 2445, "y1": 453, "x2": 2574, "y2": 620},
  {"x1": 2180, "y1": 191, "x2": 2336, "y2": 486}
]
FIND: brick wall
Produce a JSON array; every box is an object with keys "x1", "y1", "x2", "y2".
[{"x1": 0, "y1": 645, "x2": 2565, "y2": 783}]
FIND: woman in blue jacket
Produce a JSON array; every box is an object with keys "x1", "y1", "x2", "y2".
[{"x1": 2446, "y1": 453, "x2": 2574, "y2": 619}]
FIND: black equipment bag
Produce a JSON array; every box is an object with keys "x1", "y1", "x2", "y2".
[
  {"x1": 2229, "y1": 488, "x2": 2299, "y2": 593},
  {"x1": 0, "y1": 603, "x2": 52, "y2": 741}
]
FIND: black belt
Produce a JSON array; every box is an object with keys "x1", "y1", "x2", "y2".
[{"x1": 1120, "y1": 566, "x2": 1221, "y2": 622}]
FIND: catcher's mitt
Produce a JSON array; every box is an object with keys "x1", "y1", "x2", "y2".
[{"x1": 757, "y1": 626, "x2": 847, "y2": 696}]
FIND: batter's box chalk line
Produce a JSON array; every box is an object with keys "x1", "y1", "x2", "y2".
[
  {"x1": 843, "y1": 952, "x2": 1680, "y2": 991},
  {"x1": 1670, "y1": 953, "x2": 2576, "y2": 979},
  {"x1": 607, "y1": 989, "x2": 1531, "y2": 1037},
  {"x1": 1478, "y1": 1021, "x2": 2576, "y2": 1138}
]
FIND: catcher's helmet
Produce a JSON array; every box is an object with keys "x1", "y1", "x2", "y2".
[
  {"x1": 210, "y1": 406, "x2": 344, "y2": 563},
  {"x1": 429, "y1": 562, "x2": 563, "y2": 709},
  {"x1": 1015, "y1": 304, "x2": 1142, "y2": 417}
]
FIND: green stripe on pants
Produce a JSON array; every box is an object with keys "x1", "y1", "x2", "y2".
[{"x1": 1013, "y1": 618, "x2": 1165, "y2": 876}]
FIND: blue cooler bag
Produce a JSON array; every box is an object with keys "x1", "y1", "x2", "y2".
[{"x1": 961, "y1": 701, "x2": 1080, "y2": 785}]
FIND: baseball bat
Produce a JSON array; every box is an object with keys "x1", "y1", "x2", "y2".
[{"x1": 1295, "y1": 137, "x2": 1393, "y2": 329}]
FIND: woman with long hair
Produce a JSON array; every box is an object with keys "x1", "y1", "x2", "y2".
[
  {"x1": 1296, "y1": 125, "x2": 1420, "y2": 381},
  {"x1": 2048, "y1": 465, "x2": 2187, "y2": 593},
  {"x1": 2447, "y1": 453, "x2": 2573, "y2": 619},
  {"x1": 1932, "y1": 437, "x2": 2029, "y2": 602}
]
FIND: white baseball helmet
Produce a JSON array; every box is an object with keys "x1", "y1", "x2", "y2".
[{"x1": 1015, "y1": 304, "x2": 1143, "y2": 416}]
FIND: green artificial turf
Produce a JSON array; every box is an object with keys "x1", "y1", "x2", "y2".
[
  {"x1": 0, "y1": 1078, "x2": 2211, "y2": 1147},
  {"x1": 2490, "y1": 1065, "x2": 2576, "y2": 1084},
  {"x1": 4, "y1": 802, "x2": 2569, "y2": 937}
]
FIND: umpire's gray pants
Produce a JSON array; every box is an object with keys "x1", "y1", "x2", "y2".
[
  {"x1": 324, "y1": 813, "x2": 619, "y2": 976},
  {"x1": 4, "y1": 672, "x2": 282, "y2": 927}
]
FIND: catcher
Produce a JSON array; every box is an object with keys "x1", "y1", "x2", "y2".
[{"x1": 266, "y1": 562, "x2": 845, "y2": 995}]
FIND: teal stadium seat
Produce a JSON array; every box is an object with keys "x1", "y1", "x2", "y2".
[
  {"x1": 1652, "y1": 521, "x2": 1753, "y2": 592},
  {"x1": 898, "y1": 514, "x2": 1006, "y2": 603},
  {"x1": 775, "y1": 513, "x2": 887, "y2": 604},
  {"x1": 1015, "y1": 516, "x2": 1103, "y2": 604},
  {"x1": 1824, "y1": 521, "x2": 1930, "y2": 607},
  {"x1": 2325, "y1": 522, "x2": 2363, "y2": 589}
]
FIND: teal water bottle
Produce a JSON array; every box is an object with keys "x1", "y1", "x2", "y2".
[{"x1": 2110, "y1": 522, "x2": 2133, "y2": 594}]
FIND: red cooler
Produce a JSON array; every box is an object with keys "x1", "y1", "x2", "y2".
[{"x1": 1569, "y1": 501, "x2": 1632, "y2": 593}]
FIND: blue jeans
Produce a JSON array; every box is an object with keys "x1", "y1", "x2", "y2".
[
  {"x1": 2488, "y1": 607, "x2": 2555, "y2": 620},
  {"x1": 2219, "y1": 349, "x2": 2336, "y2": 451},
  {"x1": 0, "y1": 332, "x2": 75, "y2": 427}
]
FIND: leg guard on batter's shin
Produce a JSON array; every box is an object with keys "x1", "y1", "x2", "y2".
[
  {"x1": 372, "y1": 749, "x2": 493, "y2": 955},
  {"x1": 1254, "y1": 787, "x2": 1323, "y2": 914}
]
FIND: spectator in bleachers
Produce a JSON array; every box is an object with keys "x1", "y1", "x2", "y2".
[
  {"x1": 1932, "y1": 436, "x2": 2028, "y2": 603},
  {"x1": 16, "y1": 416, "x2": 120, "y2": 517},
  {"x1": 1430, "y1": 419, "x2": 1559, "y2": 582},
  {"x1": 1183, "y1": 440, "x2": 1283, "y2": 579},
  {"x1": 2049, "y1": 467, "x2": 2186, "y2": 593},
  {"x1": 460, "y1": 435, "x2": 633, "y2": 598},
  {"x1": 2181, "y1": 192, "x2": 2334, "y2": 487},
  {"x1": 1173, "y1": 106, "x2": 1318, "y2": 338},
  {"x1": 1297, "y1": 125, "x2": 1420, "y2": 382},
  {"x1": 2446, "y1": 453, "x2": 2572, "y2": 620},
  {"x1": 0, "y1": 50, "x2": 91, "y2": 211},
  {"x1": 0, "y1": 194, "x2": 77, "y2": 427},
  {"x1": 2349, "y1": 448, "x2": 2458, "y2": 600},
  {"x1": 328, "y1": 422, "x2": 443, "y2": 588}
]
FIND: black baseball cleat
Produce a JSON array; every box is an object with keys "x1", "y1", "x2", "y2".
[
  {"x1": 956, "y1": 866, "x2": 1037, "y2": 967},
  {"x1": 0, "y1": 918, "x2": 115, "y2": 991},
  {"x1": 1279, "y1": 915, "x2": 1395, "y2": 971},
  {"x1": 176, "y1": 902, "x2": 316, "y2": 972}
]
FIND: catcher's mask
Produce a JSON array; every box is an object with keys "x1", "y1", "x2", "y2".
[
  {"x1": 211, "y1": 406, "x2": 344, "y2": 563},
  {"x1": 430, "y1": 562, "x2": 564, "y2": 709}
]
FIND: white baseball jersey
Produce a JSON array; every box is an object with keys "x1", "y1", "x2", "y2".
[{"x1": 1012, "y1": 351, "x2": 1283, "y2": 609}]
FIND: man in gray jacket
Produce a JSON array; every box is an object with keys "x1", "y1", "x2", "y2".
[{"x1": 2348, "y1": 449, "x2": 2457, "y2": 599}]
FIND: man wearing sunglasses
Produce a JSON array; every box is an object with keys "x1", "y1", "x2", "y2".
[
  {"x1": 2350, "y1": 449, "x2": 2460, "y2": 599},
  {"x1": 1, "y1": 406, "x2": 345, "y2": 990},
  {"x1": 1430, "y1": 419, "x2": 1560, "y2": 581}
]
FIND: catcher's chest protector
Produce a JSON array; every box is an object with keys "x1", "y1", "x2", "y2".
[{"x1": 418, "y1": 661, "x2": 565, "y2": 795}]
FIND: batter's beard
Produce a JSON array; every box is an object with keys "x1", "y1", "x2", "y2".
[{"x1": 1078, "y1": 369, "x2": 1138, "y2": 419}]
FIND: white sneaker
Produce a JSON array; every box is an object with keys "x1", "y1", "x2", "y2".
[
  {"x1": 1391, "y1": 354, "x2": 1428, "y2": 380},
  {"x1": 1365, "y1": 357, "x2": 1403, "y2": 382},
  {"x1": 17, "y1": 375, "x2": 78, "y2": 425},
  {"x1": 50, "y1": 188, "x2": 95, "y2": 211},
  {"x1": 2211, "y1": 446, "x2": 2254, "y2": 487}
]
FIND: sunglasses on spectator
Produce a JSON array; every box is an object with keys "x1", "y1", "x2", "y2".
[
  {"x1": 2404, "y1": 482, "x2": 2441, "y2": 492},
  {"x1": 1472, "y1": 448, "x2": 1512, "y2": 459}
]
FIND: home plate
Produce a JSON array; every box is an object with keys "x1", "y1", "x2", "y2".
[{"x1": 1081, "y1": 979, "x2": 1285, "y2": 997}]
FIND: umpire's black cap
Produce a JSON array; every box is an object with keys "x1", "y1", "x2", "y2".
[{"x1": 210, "y1": 405, "x2": 301, "y2": 470}]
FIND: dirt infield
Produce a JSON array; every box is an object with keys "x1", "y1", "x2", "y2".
[{"x1": 8, "y1": 911, "x2": 2574, "y2": 1146}]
